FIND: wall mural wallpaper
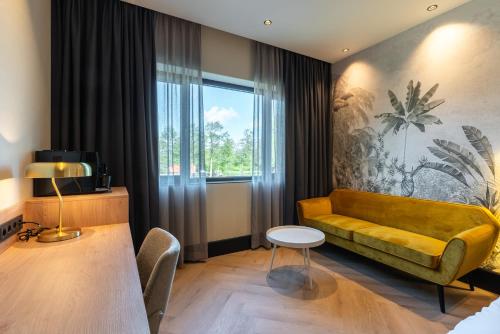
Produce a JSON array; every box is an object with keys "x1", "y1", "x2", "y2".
[
  {"x1": 331, "y1": 0, "x2": 500, "y2": 274},
  {"x1": 333, "y1": 78, "x2": 499, "y2": 270}
]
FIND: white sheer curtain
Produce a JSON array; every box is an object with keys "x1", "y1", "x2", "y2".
[
  {"x1": 251, "y1": 43, "x2": 285, "y2": 248},
  {"x1": 156, "y1": 14, "x2": 207, "y2": 264}
]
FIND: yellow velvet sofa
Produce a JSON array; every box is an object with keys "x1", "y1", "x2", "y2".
[{"x1": 297, "y1": 189, "x2": 500, "y2": 313}]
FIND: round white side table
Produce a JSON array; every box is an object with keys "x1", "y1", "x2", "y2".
[{"x1": 266, "y1": 225, "x2": 325, "y2": 289}]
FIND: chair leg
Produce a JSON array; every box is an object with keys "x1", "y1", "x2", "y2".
[{"x1": 437, "y1": 284, "x2": 445, "y2": 313}]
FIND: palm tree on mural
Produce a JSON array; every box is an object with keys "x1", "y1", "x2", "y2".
[{"x1": 375, "y1": 80, "x2": 445, "y2": 196}]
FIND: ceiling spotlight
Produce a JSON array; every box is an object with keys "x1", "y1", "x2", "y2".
[
  {"x1": 264, "y1": 19, "x2": 272, "y2": 26},
  {"x1": 342, "y1": 48, "x2": 350, "y2": 53},
  {"x1": 427, "y1": 4, "x2": 438, "y2": 11}
]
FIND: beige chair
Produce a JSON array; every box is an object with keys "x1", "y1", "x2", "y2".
[{"x1": 137, "y1": 227, "x2": 181, "y2": 334}]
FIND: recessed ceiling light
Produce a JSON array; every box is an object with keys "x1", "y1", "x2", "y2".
[
  {"x1": 264, "y1": 19, "x2": 272, "y2": 26},
  {"x1": 427, "y1": 4, "x2": 438, "y2": 11},
  {"x1": 342, "y1": 48, "x2": 350, "y2": 53}
]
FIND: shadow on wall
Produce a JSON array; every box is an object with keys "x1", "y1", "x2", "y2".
[
  {"x1": 0, "y1": 134, "x2": 13, "y2": 180},
  {"x1": 26, "y1": 0, "x2": 51, "y2": 83},
  {"x1": 0, "y1": 167, "x2": 13, "y2": 181},
  {"x1": 0, "y1": 132, "x2": 34, "y2": 180}
]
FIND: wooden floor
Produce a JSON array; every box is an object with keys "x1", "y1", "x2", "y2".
[{"x1": 160, "y1": 245, "x2": 498, "y2": 334}]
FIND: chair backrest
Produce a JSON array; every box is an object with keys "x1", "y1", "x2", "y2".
[
  {"x1": 137, "y1": 227, "x2": 180, "y2": 334},
  {"x1": 330, "y1": 189, "x2": 499, "y2": 241}
]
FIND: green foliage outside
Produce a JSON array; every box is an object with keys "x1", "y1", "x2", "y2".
[{"x1": 159, "y1": 121, "x2": 253, "y2": 177}]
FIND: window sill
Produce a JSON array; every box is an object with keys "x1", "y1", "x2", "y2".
[{"x1": 206, "y1": 176, "x2": 252, "y2": 184}]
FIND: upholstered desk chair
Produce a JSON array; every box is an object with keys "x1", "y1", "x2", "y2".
[{"x1": 137, "y1": 228, "x2": 181, "y2": 334}]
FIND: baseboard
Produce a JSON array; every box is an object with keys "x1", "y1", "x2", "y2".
[
  {"x1": 460, "y1": 268, "x2": 500, "y2": 295},
  {"x1": 208, "y1": 235, "x2": 251, "y2": 257}
]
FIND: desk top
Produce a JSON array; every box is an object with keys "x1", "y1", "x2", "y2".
[{"x1": 0, "y1": 223, "x2": 149, "y2": 334}]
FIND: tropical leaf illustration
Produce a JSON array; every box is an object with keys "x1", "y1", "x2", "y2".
[
  {"x1": 333, "y1": 84, "x2": 374, "y2": 128},
  {"x1": 474, "y1": 185, "x2": 500, "y2": 212},
  {"x1": 375, "y1": 80, "x2": 444, "y2": 139},
  {"x1": 417, "y1": 83, "x2": 439, "y2": 107},
  {"x1": 425, "y1": 126, "x2": 498, "y2": 217},
  {"x1": 388, "y1": 90, "x2": 405, "y2": 116},
  {"x1": 375, "y1": 113, "x2": 405, "y2": 135},
  {"x1": 462, "y1": 126, "x2": 495, "y2": 177},
  {"x1": 432, "y1": 139, "x2": 484, "y2": 179},
  {"x1": 415, "y1": 99, "x2": 445, "y2": 115},
  {"x1": 333, "y1": 98, "x2": 349, "y2": 111},
  {"x1": 427, "y1": 147, "x2": 478, "y2": 182},
  {"x1": 419, "y1": 161, "x2": 469, "y2": 186}
]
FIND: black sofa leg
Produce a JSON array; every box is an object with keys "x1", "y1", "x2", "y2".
[
  {"x1": 437, "y1": 284, "x2": 445, "y2": 313},
  {"x1": 468, "y1": 280, "x2": 475, "y2": 291}
]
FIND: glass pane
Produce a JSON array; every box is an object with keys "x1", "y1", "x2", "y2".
[
  {"x1": 158, "y1": 81, "x2": 181, "y2": 176},
  {"x1": 203, "y1": 84, "x2": 254, "y2": 177}
]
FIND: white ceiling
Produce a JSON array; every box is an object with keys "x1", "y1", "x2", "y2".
[{"x1": 125, "y1": 0, "x2": 471, "y2": 63}]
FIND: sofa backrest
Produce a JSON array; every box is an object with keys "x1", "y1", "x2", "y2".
[{"x1": 330, "y1": 189, "x2": 499, "y2": 241}]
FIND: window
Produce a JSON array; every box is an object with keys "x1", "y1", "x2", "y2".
[
  {"x1": 203, "y1": 79, "x2": 254, "y2": 180},
  {"x1": 158, "y1": 77, "x2": 254, "y2": 181},
  {"x1": 158, "y1": 80, "x2": 203, "y2": 179}
]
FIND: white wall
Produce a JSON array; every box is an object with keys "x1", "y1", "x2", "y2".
[
  {"x1": 200, "y1": 26, "x2": 254, "y2": 241},
  {"x1": 207, "y1": 182, "x2": 251, "y2": 241},
  {"x1": 201, "y1": 26, "x2": 254, "y2": 81},
  {"x1": 0, "y1": 0, "x2": 51, "y2": 212}
]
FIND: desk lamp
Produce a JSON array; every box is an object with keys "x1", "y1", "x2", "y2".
[{"x1": 25, "y1": 162, "x2": 92, "y2": 242}]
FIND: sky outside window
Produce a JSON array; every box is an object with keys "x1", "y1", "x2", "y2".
[
  {"x1": 203, "y1": 84, "x2": 254, "y2": 177},
  {"x1": 203, "y1": 85, "x2": 253, "y2": 143}
]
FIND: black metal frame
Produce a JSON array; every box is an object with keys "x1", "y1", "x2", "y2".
[
  {"x1": 207, "y1": 176, "x2": 252, "y2": 183},
  {"x1": 460, "y1": 268, "x2": 500, "y2": 294},
  {"x1": 437, "y1": 280, "x2": 475, "y2": 313},
  {"x1": 437, "y1": 285, "x2": 445, "y2": 313},
  {"x1": 202, "y1": 78, "x2": 254, "y2": 93}
]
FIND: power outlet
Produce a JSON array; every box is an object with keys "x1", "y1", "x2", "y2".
[{"x1": 0, "y1": 215, "x2": 23, "y2": 242}]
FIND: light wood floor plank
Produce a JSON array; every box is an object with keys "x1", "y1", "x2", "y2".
[{"x1": 161, "y1": 245, "x2": 497, "y2": 334}]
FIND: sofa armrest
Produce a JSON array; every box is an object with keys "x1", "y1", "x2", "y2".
[
  {"x1": 443, "y1": 224, "x2": 497, "y2": 281},
  {"x1": 297, "y1": 197, "x2": 332, "y2": 225}
]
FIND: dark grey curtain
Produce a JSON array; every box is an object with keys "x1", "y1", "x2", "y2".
[
  {"x1": 283, "y1": 51, "x2": 332, "y2": 225},
  {"x1": 51, "y1": 0, "x2": 159, "y2": 249}
]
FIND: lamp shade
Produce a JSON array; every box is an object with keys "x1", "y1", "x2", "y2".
[{"x1": 25, "y1": 162, "x2": 92, "y2": 179}]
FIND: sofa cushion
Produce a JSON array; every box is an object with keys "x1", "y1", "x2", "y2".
[
  {"x1": 304, "y1": 214, "x2": 379, "y2": 240},
  {"x1": 353, "y1": 226, "x2": 447, "y2": 269}
]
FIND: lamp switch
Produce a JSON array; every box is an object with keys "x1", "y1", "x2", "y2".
[{"x1": 0, "y1": 215, "x2": 22, "y2": 242}]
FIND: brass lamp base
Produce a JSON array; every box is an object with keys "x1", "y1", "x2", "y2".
[{"x1": 37, "y1": 227, "x2": 82, "y2": 243}]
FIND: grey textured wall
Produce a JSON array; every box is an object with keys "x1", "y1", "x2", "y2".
[{"x1": 331, "y1": 0, "x2": 500, "y2": 271}]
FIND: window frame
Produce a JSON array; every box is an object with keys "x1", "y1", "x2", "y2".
[{"x1": 202, "y1": 78, "x2": 254, "y2": 183}]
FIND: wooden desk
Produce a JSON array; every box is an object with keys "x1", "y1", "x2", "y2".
[{"x1": 0, "y1": 224, "x2": 149, "y2": 333}]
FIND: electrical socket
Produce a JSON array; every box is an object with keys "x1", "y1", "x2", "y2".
[{"x1": 0, "y1": 215, "x2": 23, "y2": 242}]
